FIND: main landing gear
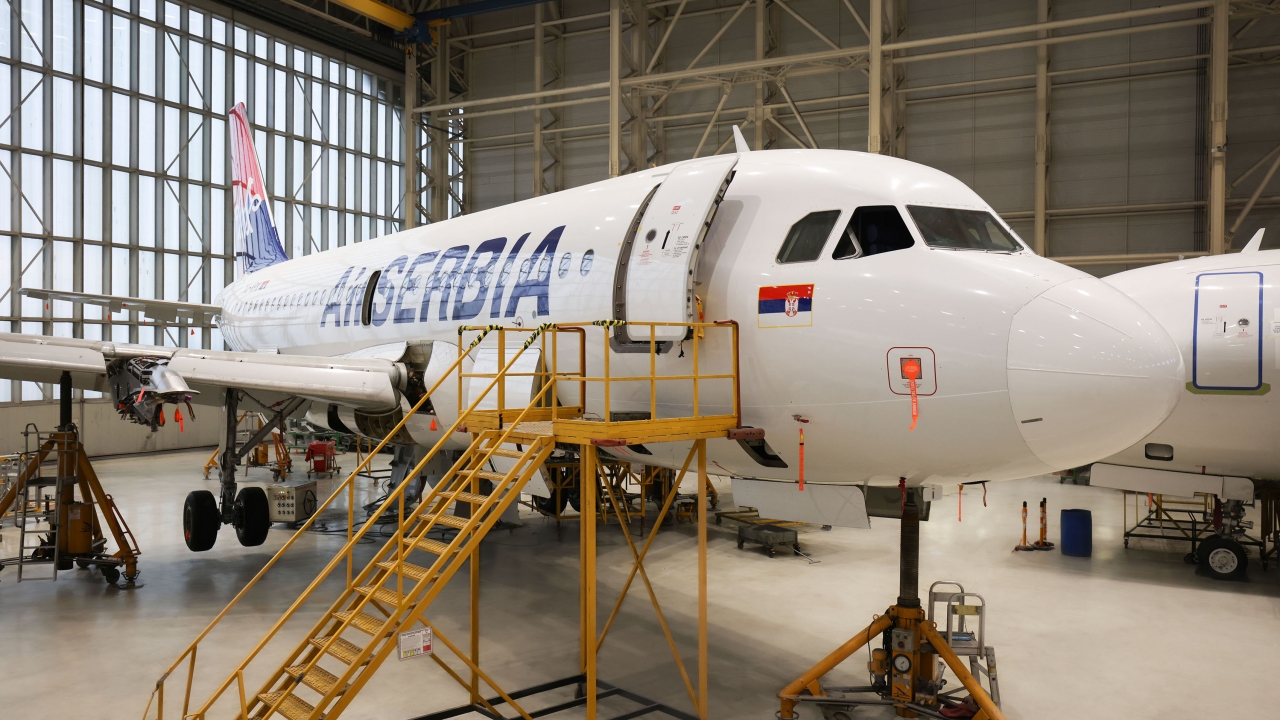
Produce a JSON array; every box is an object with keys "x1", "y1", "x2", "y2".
[{"x1": 183, "y1": 389, "x2": 297, "y2": 552}]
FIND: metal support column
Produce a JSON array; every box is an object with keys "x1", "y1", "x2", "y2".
[
  {"x1": 431, "y1": 26, "x2": 451, "y2": 222},
  {"x1": 1034, "y1": 0, "x2": 1051, "y2": 256},
  {"x1": 754, "y1": 0, "x2": 766, "y2": 150},
  {"x1": 405, "y1": 46, "x2": 419, "y2": 229},
  {"x1": 868, "y1": 0, "x2": 883, "y2": 154},
  {"x1": 533, "y1": 4, "x2": 545, "y2": 196},
  {"x1": 696, "y1": 439, "x2": 708, "y2": 719},
  {"x1": 581, "y1": 443, "x2": 599, "y2": 716},
  {"x1": 608, "y1": 0, "x2": 622, "y2": 178},
  {"x1": 1209, "y1": 0, "x2": 1228, "y2": 254},
  {"x1": 629, "y1": 0, "x2": 648, "y2": 173}
]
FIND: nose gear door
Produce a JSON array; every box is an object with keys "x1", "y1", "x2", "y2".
[{"x1": 623, "y1": 154, "x2": 738, "y2": 342}]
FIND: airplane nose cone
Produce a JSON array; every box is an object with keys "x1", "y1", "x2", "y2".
[{"x1": 1008, "y1": 277, "x2": 1183, "y2": 470}]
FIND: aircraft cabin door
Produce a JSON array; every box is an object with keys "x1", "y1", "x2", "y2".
[
  {"x1": 623, "y1": 154, "x2": 738, "y2": 342},
  {"x1": 1193, "y1": 271, "x2": 1264, "y2": 390}
]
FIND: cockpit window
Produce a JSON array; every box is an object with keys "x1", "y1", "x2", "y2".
[
  {"x1": 776, "y1": 210, "x2": 841, "y2": 264},
  {"x1": 832, "y1": 206, "x2": 915, "y2": 259},
  {"x1": 907, "y1": 206, "x2": 1023, "y2": 252}
]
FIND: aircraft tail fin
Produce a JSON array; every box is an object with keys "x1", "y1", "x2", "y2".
[
  {"x1": 732, "y1": 125, "x2": 750, "y2": 154},
  {"x1": 1241, "y1": 228, "x2": 1266, "y2": 253},
  {"x1": 229, "y1": 102, "x2": 288, "y2": 277}
]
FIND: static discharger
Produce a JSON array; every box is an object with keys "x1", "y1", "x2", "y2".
[{"x1": 903, "y1": 359, "x2": 921, "y2": 430}]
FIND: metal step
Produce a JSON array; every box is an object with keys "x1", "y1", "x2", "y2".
[
  {"x1": 453, "y1": 491, "x2": 489, "y2": 504},
  {"x1": 487, "y1": 447, "x2": 524, "y2": 459},
  {"x1": 309, "y1": 636, "x2": 367, "y2": 665},
  {"x1": 373, "y1": 559, "x2": 436, "y2": 581},
  {"x1": 257, "y1": 691, "x2": 322, "y2": 720},
  {"x1": 405, "y1": 537, "x2": 457, "y2": 556},
  {"x1": 284, "y1": 663, "x2": 347, "y2": 696},
  {"x1": 333, "y1": 610, "x2": 391, "y2": 636},
  {"x1": 430, "y1": 513, "x2": 469, "y2": 530},
  {"x1": 472, "y1": 470, "x2": 508, "y2": 482},
  {"x1": 354, "y1": 584, "x2": 405, "y2": 607}
]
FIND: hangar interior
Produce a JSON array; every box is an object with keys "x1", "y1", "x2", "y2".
[{"x1": 1, "y1": 1, "x2": 1280, "y2": 720}]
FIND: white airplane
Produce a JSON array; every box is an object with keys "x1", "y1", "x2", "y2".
[
  {"x1": 0, "y1": 106, "x2": 1184, "y2": 551},
  {"x1": 1089, "y1": 229, "x2": 1278, "y2": 580}
]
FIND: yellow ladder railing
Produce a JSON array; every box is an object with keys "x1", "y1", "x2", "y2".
[{"x1": 141, "y1": 324, "x2": 551, "y2": 720}]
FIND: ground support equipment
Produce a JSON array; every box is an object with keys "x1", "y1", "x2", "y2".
[
  {"x1": 778, "y1": 492, "x2": 1005, "y2": 720},
  {"x1": 736, "y1": 523, "x2": 800, "y2": 558},
  {"x1": 144, "y1": 320, "x2": 757, "y2": 720},
  {"x1": 0, "y1": 372, "x2": 140, "y2": 586},
  {"x1": 1123, "y1": 491, "x2": 1266, "y2": 575}
]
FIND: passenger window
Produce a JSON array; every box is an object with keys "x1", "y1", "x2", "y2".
[
  {"x1": 832, "y1": 206, "x2": 915, "y2": 259},
  {"x1": 776, "y1": 210, "x2": 841, "y2": 264}
]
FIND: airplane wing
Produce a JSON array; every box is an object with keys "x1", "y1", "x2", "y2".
[
  {"x1": 19, "y1": 288, "x2": 222, "y2": 325},
  {"x1": 0, "y1": 332, "x2": 410, "y2": 429}
]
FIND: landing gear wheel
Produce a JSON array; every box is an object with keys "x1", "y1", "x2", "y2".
[
  {"x1": 183, "y1": 490, "x2": 220, "y2": 552},
  {"x1": 1199, "y1": 536, "x2": 1248, "y2": 581},
  {"x1": 101, "y1": 565, "x2": 121, "y2": 584},
  {"x1": 532, "y1": 492, "x2": 569, "y2": 515},
  {"x1": 235, "y1": 487, "x2": 271, "y2": 547},
  {"x1": 568, "y1": 489, "x2": 581, "y2": 513}
]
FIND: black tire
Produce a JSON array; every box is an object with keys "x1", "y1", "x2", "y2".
[
  {"x1": 183, "y1": 490, "x2": 220, "y2": 552},
  {"x1": 101, "y1": 565, "x2": 121, "y2": 584},
  {"x1": 532, "y1": 491, "x2": 569, "y2": 515},
  {"x1": 568, "y1": 488, "x2": 582, "y2": 513},
  {"x1": 235, "y1": 487, "x2": 271, "y2": 547},
  {"x1": 76, "y1": 559, "x2": 91, "y2": 570},
  {"x1": 737, "y1": 539, "x2": 744, "y2": 550},
  {"x1": 1199, "y1": 536, "x2": 1248, "y2": 581}
]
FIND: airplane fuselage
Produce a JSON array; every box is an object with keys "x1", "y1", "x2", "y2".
[
  {"x1": 1104, "y1": 250, "x2": 1280, "y2": 479},
  {"x1": 216, "y1": 150, "x2": 1183, "y2": 487}
]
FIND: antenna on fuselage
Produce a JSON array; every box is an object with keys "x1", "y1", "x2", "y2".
[
  {"x1": 1241, "y1": 228, "x2": 1266, "y2": 252},
  {"x1": 732, "y1": 125, "x2": 751, "y2": 154}
]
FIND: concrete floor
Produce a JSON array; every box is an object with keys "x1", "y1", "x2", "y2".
[{"x1": 2, "y1": 448, "x2": 1278, "y2": 720}]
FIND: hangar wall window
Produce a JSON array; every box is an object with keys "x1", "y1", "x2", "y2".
[
  {"x1": 776, "y1": 210, "x2": 841, "y2": 264},
  {"x1": 832, "y1": 206, "x2": 915, "y2": 259},
  {"x1": 0, "y1": 0, "x2": 404, "y2": 404}
]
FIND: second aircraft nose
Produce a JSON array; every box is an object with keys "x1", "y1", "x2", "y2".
[{"x1": 1007, "y1": 277, "x2": 1183, "y2": 470}]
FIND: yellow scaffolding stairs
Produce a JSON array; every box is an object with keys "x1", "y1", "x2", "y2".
[{"x1": 144, "y1": 320, "x2": 751, "y2": 720}]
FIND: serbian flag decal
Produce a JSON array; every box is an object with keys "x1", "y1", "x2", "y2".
[{"x1": 758, "y1": 284, "x2": 814, "y2": 328}]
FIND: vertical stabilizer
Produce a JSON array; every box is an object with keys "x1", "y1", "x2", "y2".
[{"x1": 229, "y1": 102, "x2": 288, "y2": 277}]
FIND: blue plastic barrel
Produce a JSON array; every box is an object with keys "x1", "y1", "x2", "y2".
[{"x1": 1060, "y1": 509, "x2": 1092, "y2": 557}]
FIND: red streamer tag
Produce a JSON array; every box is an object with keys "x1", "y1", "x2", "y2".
[
  {"x1": 175, "y1": 408, "x2": 185, "y2": 433},
  {"x1": 903, "y1": 360, "x2": 921, "y2": 431},
  {"x1": 798, "y1": 428, "x2": 805, "y2": 492}
]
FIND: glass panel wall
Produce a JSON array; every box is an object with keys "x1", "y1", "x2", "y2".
[{"x1": 0, "y1": 0, "x2": 404, "y2": 402}]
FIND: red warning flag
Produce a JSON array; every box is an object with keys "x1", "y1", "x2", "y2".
[
  {"x1": 903, "y1": 360, "x2": 921, "y2": 431},
  {"x1": 175, "y1": 407, "x2": 185, "y2": 432}
]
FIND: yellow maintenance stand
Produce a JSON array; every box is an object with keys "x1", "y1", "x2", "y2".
[
  {"x1": 143, "y1": 320, "x2": 753, "y2": 720},
  {"x1": 777, "y1": 490, "x2": 1004, "y2": 720},
  {"x1": 0, "y1": 371, "x2": 140, "y2": 586}
]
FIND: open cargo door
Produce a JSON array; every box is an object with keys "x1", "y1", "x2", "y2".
[{"x1": 623, "y1": 155, "x2": 738, "y2": 342}]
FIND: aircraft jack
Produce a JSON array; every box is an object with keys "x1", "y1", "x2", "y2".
[
  {"x1": 777, "y1": 491, "x2": 1005, "y2": 720},
  {"x1": 0, "y1": 372, "x2": 141, "y2": 587}
]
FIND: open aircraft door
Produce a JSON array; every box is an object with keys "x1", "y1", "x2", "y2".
[{"x1": 621, "y1": 154, "x2": 738, "y2": 343}]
